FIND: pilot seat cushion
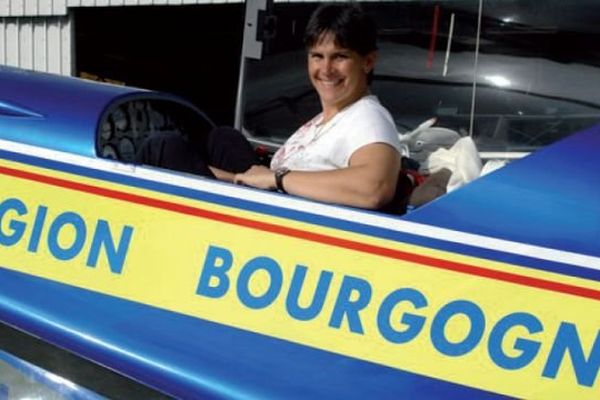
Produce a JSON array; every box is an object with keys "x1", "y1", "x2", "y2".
[{"x1": 136, "y1": 127, "x2": 258, "y2": 176}]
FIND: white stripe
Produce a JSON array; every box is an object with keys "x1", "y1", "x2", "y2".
[{"x1": 1, "y1": 138, "x2": 599, "y2": 272}]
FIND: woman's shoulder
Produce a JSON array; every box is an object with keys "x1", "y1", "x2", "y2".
[
  {"x1": 352, "y1": 94, "x2": 381, "y2": 108},
  {"x1": 347, "y1": 95, "x2": 394, "y2": 124},
  {"x1": 349, "y1": 94, "x2": 388, "y2": 113}
]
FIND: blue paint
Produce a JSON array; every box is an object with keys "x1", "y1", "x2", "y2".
[
  {"x1": 405, "y1": 123, "x2": 600, "y2": 260},
  {"x1": 86, "y1": 220, "x2": 133, "y2": 274},
  {"x1": 488, "y1": 312, "x2": 543, "y2": 370},
  {"x1": 47, "y1": 212, "x2": 87, "y2": 261},
  {"x1": 0, "y1": 198, "x2": 27, "y2": 246},
  {"x1": 0, "y1": 65, "x2": 195, "y2": 158},
  {"x1": 431, "y1": 300, "x2": 485, "y2": 357},
  {"x1": 27, "y1": 204, "x2": 47, "y2": 252},
  {"x1": 0, "y1": 266, "x2": 506, "y2": 399},
  {"x1": 377, "y1": 288, "x2": 428, "y2": 344},
  {"x1": 196, "y1": 245, "x2": 233, "y2": 298},
  {"x1": 286, "y1": 266, "x2": 333, "y2": 321},
  {"x1": 543, "y1": 323, "x2": 600, "y2": 387},
  {"x1": 237, "y1": 256, "x2": 283, "y2": 309},
  {"x1": 0, "y1": 197, "x2": 133, "y2": 274},
  {"x1": 328, "y1": 276, "x2": 372, "y2": 334}
]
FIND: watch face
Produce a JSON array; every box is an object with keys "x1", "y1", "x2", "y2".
[{"x1": 276, "y1": 167, "x2": 289, "y2": 178}]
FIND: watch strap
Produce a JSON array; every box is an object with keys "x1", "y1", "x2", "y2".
[{"x1": 275, "y1": 168, "x2": 291, "y2": 193}]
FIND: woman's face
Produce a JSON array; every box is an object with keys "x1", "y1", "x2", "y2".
[{"x1": 308, "y1": 33, "x2": 376, "y2": 113}]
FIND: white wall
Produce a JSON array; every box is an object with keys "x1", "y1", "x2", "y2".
[
  {"x1": 0, "y1": 15, "x2": 72, "y2": 74},
  {"x1": 0, "y1": 0, "x2": 243, "y2": 17}
]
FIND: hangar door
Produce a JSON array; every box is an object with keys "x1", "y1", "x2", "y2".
[{"x1": 74, "y1": 4, "x2": 244, "y2": 126}]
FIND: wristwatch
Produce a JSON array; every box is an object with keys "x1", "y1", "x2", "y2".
[{"x1": 274, "y1": 167, "x2": 291, "y2": 193}]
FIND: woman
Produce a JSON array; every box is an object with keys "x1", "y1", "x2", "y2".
[
  {"x1": 233, "y1": 3, "x2": 402, "y2": 209},
  {"x1": 138, "y1": 3, "x2": 402, "y2": 210}
]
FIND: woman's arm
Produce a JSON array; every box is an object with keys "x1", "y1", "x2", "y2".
[
  {"x1": 209, "y1": 166, "x2": 236, "y2": 183},
  {"x1": 234, "y1": 143, "x2": 401, "y2": 209}
]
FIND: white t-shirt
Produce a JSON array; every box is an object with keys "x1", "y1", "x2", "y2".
[{"x1": 270, "y1": 95, "x2": 401, "y2": 171}]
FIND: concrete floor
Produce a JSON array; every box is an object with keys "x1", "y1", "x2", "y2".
[{"x1": 0, "y1": 323, "x2": 171, "y2": 399}]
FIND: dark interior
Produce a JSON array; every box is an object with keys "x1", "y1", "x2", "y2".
[{"x1": 74, "y1": 4, "x2": 244, "y2": 126}]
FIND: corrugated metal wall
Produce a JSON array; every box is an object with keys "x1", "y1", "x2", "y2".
[
  {"x1": 0, "y1": 0, "x2": 243, "y2": 17},
  {"x1": 0, "y1": 16, "x2": 72, "y2": 74},
  {"x1": 0, "y1": 0, "x2": 243, "y2": 75},
  {"x1": 0, "y1": 1, "x2": 68, "y2": 16}
]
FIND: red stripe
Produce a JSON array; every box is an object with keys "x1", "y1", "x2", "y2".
[
  {"x1": 2, "y1": 164, "x2": 600, "y2": 301},
  {"x1": 427, "y1": 5, "x2": 440, "y2": 69}
]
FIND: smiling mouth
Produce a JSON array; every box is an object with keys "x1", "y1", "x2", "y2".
[{"x1": 319, "y1": 78, "x2": 343, "y2": 87}]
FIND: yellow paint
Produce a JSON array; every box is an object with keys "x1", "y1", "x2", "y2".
[{"x1": 1, "y1": 157, "x2": 599, "y2": 399}]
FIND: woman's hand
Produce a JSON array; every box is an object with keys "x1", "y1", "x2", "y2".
[{"x1": 234, "y1": 165, "x2": 277, "y2": 190}]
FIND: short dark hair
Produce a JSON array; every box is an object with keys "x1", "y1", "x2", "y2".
[{"x1": 304, "y1": 2, "x2": 377, "y2": 56}]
